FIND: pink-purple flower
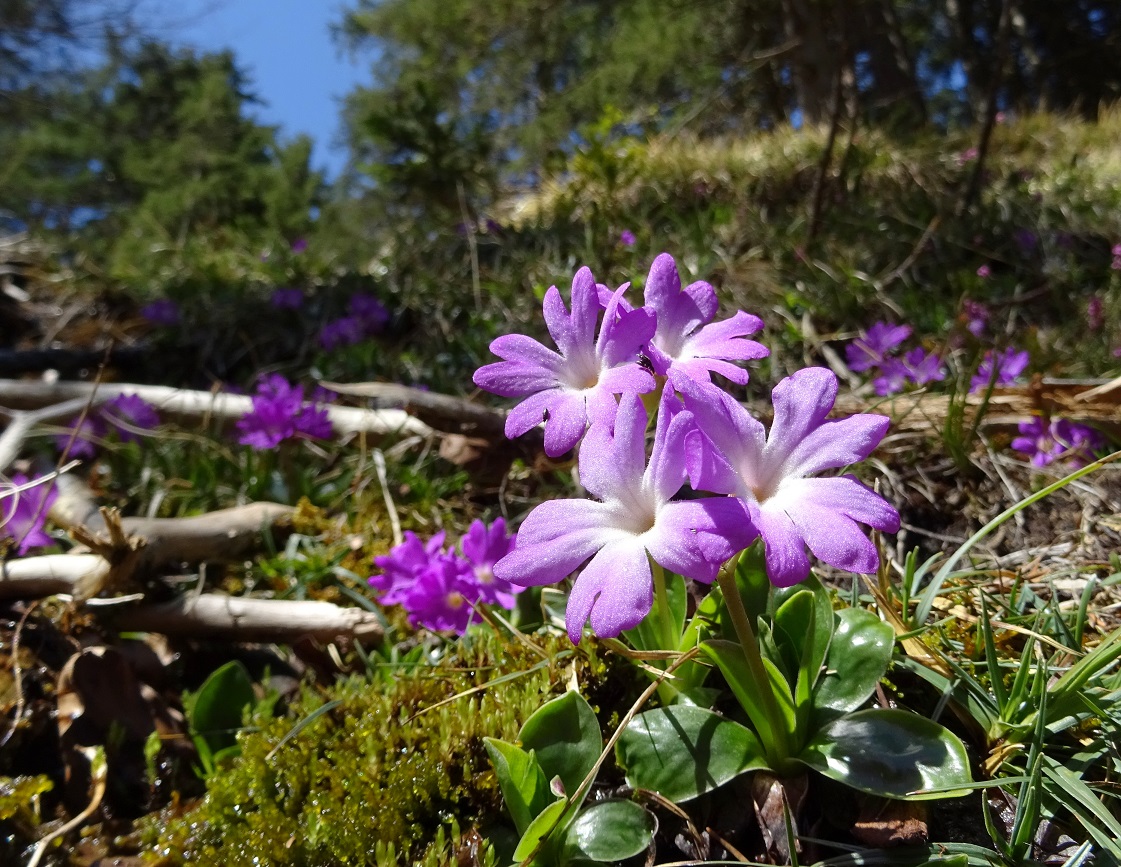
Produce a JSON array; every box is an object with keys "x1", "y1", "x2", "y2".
[
  {"x1": 270, "y1": 287, "x2": 305, "y2": 310},
  {"x1": 100, "y1": 394, "x2": 160, "y2": 443},
  {"x1": 473, "y1": 266, "x2": 656, "y2": 456},
  {"x1": 494, "y1": 391, "x2": 754, "y2": 642},
  {"x1": 317, "y1": 293, "x2": 389, "y2": 350},
  {"x1": 970, "y1": 347, "x2": 1030, "y2": 392},
  {"x1": 963, "y1": 299, "x2": 989, "y2": 338},
  {"x1": 635, "y1": 253, "x2": 768, "y2": 386},
  {"x1": 1012, "y1": 417, "x2": 1106, "y2": 468},
  {"x1": 140, "y1": 299, "x2": 181, "y2": 327},
  {"x1": 370, "y1": 519, "x2": 520, "y2": 634},
  {"x1": 679, "y1": 369, "x2": 900, "y2": 588},
  {"x1": 845, "y1": 322, "x2": 911, "y2": 373},
  {"x1": 976, "y1": 264, "x2": 991, "y2": 279},
  {"x1": 235, "y1": 374, "x2": 333, "y2": 449},
  {"x1": 1, "y1": 473, "x2": 57, "y2": 554},
  {"x1": 619, "y1": 230, "x2": 637, "y2": 247},
  {"x1": 54, "y1": 394, "x2": 160, "y2": 457}
]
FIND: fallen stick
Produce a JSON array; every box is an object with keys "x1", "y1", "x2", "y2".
[
  {"x1": 48, "y1": 473, "x2": 296, "y2": 567},
  {"x1": 0, "y1": 554, "x2": 109, "y2": 599},
  {"x1": 322, "y1": 380, "x2": 508, "y2": 436},
  {"x1": 0, "y1": 379, "x2": 435, "y2": 439},
  {"x1": 102, "y1": 594, "x2": 384, "y2": 643}
]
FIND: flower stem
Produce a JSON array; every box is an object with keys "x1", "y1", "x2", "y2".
[
  {"x1": 650, "y1": 560, "x2": 677, "y2": 652},
  {"x1": 715, "y1": 554, "x2": 793, "y2": 765}
]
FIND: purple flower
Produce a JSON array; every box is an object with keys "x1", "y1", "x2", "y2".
[
  {"x1": 235, "y1": 374, "x2": 333, "y2": 449},
  {"x1": 101, "y1": 394, "x2": 159, "y2": 443},
  {"x1": 679, "y1": 368, "x2": 900, "y2": 588},
  {"x1": 970, "y1": 347, "x2": 1030, "y2": 393},
  {"x1": 872, "y1": 358, "x2": 909, "y2": 396},
  {"x1": 1112, "y1": 243, "x2": 1121, "y2": 257},
  {"x1": 318, "y1": 316, "x2": 366, "y2": 350},
  {"x1": 1051, "y1": 419, "x2": 1106, "y2": 468},
  {"x1": 631, "y1": 253, "x2": 769, "y2": 386},
  {"x1": 494, "y1": 391, "x2": 753, "y2": 643},
  {"x1": 976, "y1": 264, "x2": 991, "y2": 279},
  {"x1": 1012, "y1": 417, "x2": 1106, "y2": 468},
  {"x1": 619, "y1": 230, "x2": 636, "y2": 247},
  {"x1": 955, "y1": 147, "x2": 979, "y2": 166},
  {"x1": 270, "y1": 287, "x2": 305, "y2": 310},
  {"x1": 473, "y1": 266, "x2": 656, "y2": 456},
  {"x1": 901, "y1": 347, "x2": 945, "y2": 386},
  {"x1": 348, "y1": 293, "x2": 389, "y2": 333},
  {"x1": 1, "y1": 473, "x2": 57, "y2": 554},
  {"x1": 1088, "y1": 296, "x2": 1104, "y2": 332},
  {"x1": 1013, "y1": 229, "x2": 1039, "y2": 253},
  {"x1": 370, "y1": 520, "x2": 521, "y2": 634},
  {"x1": 140, "y1": 299, "x2": 181, "y2": 327},
  {"x1": 460, "y1": 517, "x2": 519, "y2": 607},
  {"x1": 1011, "y1": 416, "x2": 1060, "y2": 467},
  {"x1": 403, "y1": 556, "x2": 482, "y2": 633},
  {"x1": 370, "y1": 531, "x2": 447, "y2": 606},
  {"x1": 963, "y1": 300, "x2": 989, "y2": 338},
  {"x1": 845, "y1": 322, "x2": 911, "y2": 373},
  {"x1": 290, "y1": 237, "x2": 308, "y2": 254},
  {"x1": 54, "y1": 414, "x2": 107, "y2": 459}
]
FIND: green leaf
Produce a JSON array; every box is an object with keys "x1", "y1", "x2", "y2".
[
  {"x1": 1041, "y1": 759, "x2": 1121, "y2": 857},
  {"x1": 484, "y1": 737, "x2": 551, "y2": 835},
  {"x1": 184, "y1": 660, "x2": 255, "y2": 759},
  {"x1": 561, "y1": 800, "x2": 655, "y2": 863},
  {"x1": 702, "y1": 639, "x2": 778, "y2": 747},
  {"x1": 616, "y1": 706, "x2": 769, "y2": 801},
  {"x1": 798, "y1": 708, "x2": 972, "y2": 799},
  {"x1": 520, "y1": 691, "x2": 602, "y2": 798},
  {"x1": 513, "y1": 797, "x2": 568, "y2": 863},
  {"x1": 812, "y1": 608, "x2": 894, "y2": 720},
  {"x1": 772, "y1": 590, "x2": 815, "y2": 681}
]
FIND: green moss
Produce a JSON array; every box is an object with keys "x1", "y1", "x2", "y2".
[{"x1": 140, "y1": 631, "x2": 613, "y2": 865}]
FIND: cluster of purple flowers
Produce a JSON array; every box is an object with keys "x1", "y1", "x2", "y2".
[
  {"x1": 270, "y1": 287, "x2": 305, "y2": 310},
  {"x1": 1111, "y1": 243, "x2": 1121, "y2": 271},
  {"x1": 1012, "y1": 417, "x2": 1106, "y2": 468},
  {"x1": 846, "y1": 321, "x2": 945, "y2": 397},
  {"x1": 970, "y1": 346, "x2": 1030, "y2": 392},
  {"x1": 140, "y1": 299, "x2": 181, "y2": 327},
  {"x1": 473, "y1": 253, "x2": 900, "y2": 643},
  {"x1": 369, "y1": 519, "x2": 520, "y2": 634},
  {"x1": 56, "y1": 393, "x2": 161, "y2": 459},
  {"x1": 234, "y1": 375, "x2": 333, "y2": 449},
  {"x1": 318, "y1": 293, "x2": 389, "y2": 351},
  {"x1": 1, "y1": 473, "x2": 57, "y2": 555}
]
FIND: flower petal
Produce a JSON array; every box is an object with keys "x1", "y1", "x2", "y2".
[
  {"x1": 542, "y1": 391, "x2": 589, "y2": 456},
  {"x1": 504, "y1": 390, "x2": 555, "y2": 439},
  {"x1": 783, "y1": 475, "x2": 900, "y2": 533},
  {"x1": 566, "y1": 540, "x2": 653, "y2": 642},
  {"x1": 756, "y1": 505, "x2": 813, "y2": 587},
  {"x1": 783, "y1": 413, "x2": 891, "y2": 478},
  {"x1": 762, "y1": 367, "x2": 838, "y2": 468},
  {"x1": 646, "y1": 498, "x2": 757, "y2": 583},
  {"x1": 494, "y1": 500, "x2": 617, "y2": 586}
]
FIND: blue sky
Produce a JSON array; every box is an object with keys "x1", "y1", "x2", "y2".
[{"x1": 163, "y1": 1, "x2": 370, "y2": 179}]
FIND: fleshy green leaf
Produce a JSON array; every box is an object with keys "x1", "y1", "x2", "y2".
[
  {"x1": 772, "y1": 590, "x2": 814, "y2": 681},
  {"x1": 561, "y1": 800, "x2": 656, "y2": 863},
  {"x1": 616, "y1": 706, "x2": 769, "y2": 801},
  {"x1": 798, "y1": 708, "x2": 972, "y2": 799},
  {"x1": 519, "y1": 691, "x2": 602, "y2": 798},
  {"x1": 484, "y1": 737, "x2": 551, "y2": 835},
  {"x1": 185, "y1": 660, "x2": 255, "y2": 759},
  {"x1": 513, "y1": 797, "x2": 567, "y2": 862},
  {"x1": 812, "y1": 608, "x2": 894, "y2": 720}
]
